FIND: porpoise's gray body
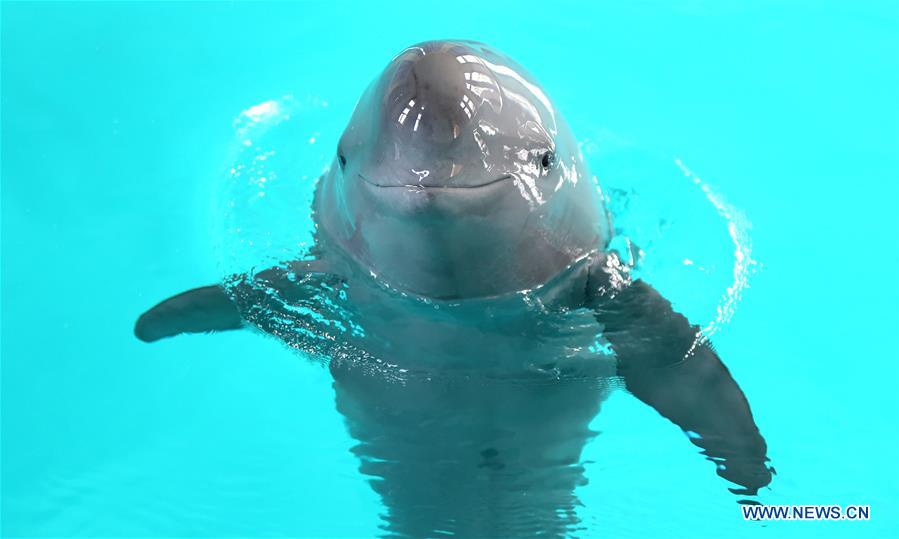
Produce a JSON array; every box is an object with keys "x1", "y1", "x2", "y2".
[{"x1": 136, "y1": 41, "x2": 772, "y2": 536}]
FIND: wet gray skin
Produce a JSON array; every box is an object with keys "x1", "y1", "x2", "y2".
[
  {"x1": 324, "y1": 40, "x2": 608, "y2": 300},
  {"x1": 136, "y1": 41, "x2": 773, "y2": 537}
]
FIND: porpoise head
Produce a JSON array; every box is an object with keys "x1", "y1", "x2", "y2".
[{"x1": 320, "y1": 40, "x2": 611, "y2": 299}]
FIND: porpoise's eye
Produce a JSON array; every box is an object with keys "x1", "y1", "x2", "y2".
[
  {"x1": 338, "y1": 152, "x2": 347, "y2": 170},
  {"x1": 540, "y1": 150, "x2": 555, "y2": 171}
]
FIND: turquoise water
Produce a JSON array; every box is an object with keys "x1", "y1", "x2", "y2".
[{"x1": 3, "y1": 1, "x2": 898, "y2": 537}]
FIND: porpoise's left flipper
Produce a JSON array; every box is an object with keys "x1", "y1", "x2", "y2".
[
  {"x1": 588, "y1": 260, "x2": 773, "y2": 494},
  {"x1": 135, "y1": 285, "x2": 243, "y2": 342}
]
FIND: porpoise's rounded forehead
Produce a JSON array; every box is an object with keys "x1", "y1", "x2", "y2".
[
  {"x1": 380, "y1": 40, "x2": 558, "y2": 139},
  {"x1": 339, "y1": 40, "x2": 565, "y2": 188}
]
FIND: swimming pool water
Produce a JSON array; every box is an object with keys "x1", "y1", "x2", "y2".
[{"x1": 2, "y1": 2, "x2": 898, "y2": 537}]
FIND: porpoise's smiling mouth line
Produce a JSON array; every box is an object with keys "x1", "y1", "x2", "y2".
[{"x1": 359, "y1": 174, "x2": 513, "y2": 190}]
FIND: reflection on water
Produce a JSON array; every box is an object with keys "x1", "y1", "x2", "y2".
[{"x1": 332, "y1": 361, "x2": 610, "y2": 537}]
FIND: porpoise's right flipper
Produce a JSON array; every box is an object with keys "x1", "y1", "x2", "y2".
[
  {"x1": 134, "y1": 260, "x2": 346, "y2": 344},
  {"x1": 135, "y1": 285, "x2": 243, "y2": 342}
]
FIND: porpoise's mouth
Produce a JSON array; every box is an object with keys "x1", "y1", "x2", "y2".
[{"x1": 359, "y1": 174, "x2": 513, "y2": 190}]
